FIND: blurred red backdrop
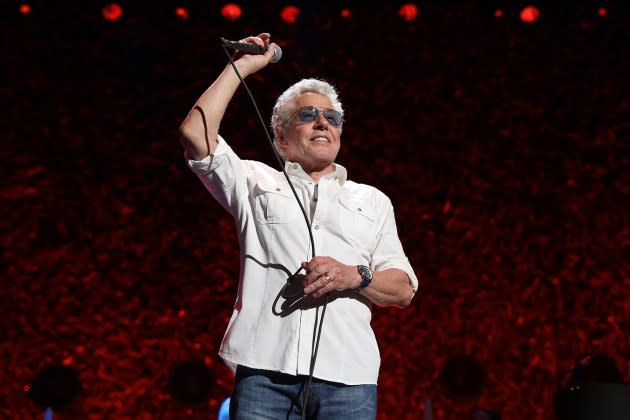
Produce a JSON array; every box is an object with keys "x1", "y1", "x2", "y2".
[{"x1": 2, "y1": 2, "x2": 628, "y2": 419}]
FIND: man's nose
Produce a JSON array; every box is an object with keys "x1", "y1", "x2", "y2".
[{"x1": 314, "y1": 110, "x2": 329, "y2": 127}]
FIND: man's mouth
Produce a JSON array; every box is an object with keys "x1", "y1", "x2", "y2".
[{"x1": 310, "y1": 136, "x2": 330, "y2": 143}]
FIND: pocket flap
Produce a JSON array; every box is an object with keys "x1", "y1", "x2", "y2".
[
  {"x1": 255, "y1": 179, "x2": 295, "y2": 199},
  {"x1": 339, "y1": 196, "x2": 376, "y2": 221}
]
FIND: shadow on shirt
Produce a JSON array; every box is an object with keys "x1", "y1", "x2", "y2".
[{"x1": 272, "y1": 273, "x2": 370, "y2": 317}]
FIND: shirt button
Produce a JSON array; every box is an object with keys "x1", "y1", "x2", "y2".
[
  {"x1": 358, "y1": 208, "x2": 362, "y2": 212},
  {"x1": 293, "y1": 164, "x2": 298, "y2": 169},
  {"x1": 314, "y1": 225, "x2": 319, "y2": 230},
  {"x1": 276, "y1": 188, "x2": 281, "y2": 191}
]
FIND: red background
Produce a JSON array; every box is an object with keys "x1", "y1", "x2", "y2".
[{"x1": 2, "y1": 2, "x2": 628, "y2": 419}]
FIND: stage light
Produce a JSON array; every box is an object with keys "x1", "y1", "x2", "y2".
[
  {"x1": 340, "y1": 8, "x2": 351, "y2": 18},
  {"x1": 399, "y1": 3, "x2": 418, "y2": 22},
  {"x1": 520, "y1": 5, "x2": 540, "y2": 23},
  {"x1": 218, "y1": 396, "x2": 230, "y2": 419},
  {"x1": 221, "y1": 3, "x2": 242, "y2": 22},
  {"x1": 102, "y1": 3, "x2": 123, "y2": 21},
  {"x1": 598, "y1": 7, "x2": 608, "y2": 17},
  {"x1": 175, "y1": 7, "x2": 189, "y2": 20},
  {"x1": 19, "y1": 3, "x2": 31, "y2": 14},
  {"x1": 167, "y1": 359, "x2": 216, "y2": 406},
  {"x1": 494, "y1": 9, "x2": 503, "y2": 18},
  {"x1": 280, "y1": 5, "x2": 300, "y2": 24}
]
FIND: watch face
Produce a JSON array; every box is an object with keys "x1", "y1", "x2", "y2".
[
  {"x1": 354, "y1": 265, "x2": 372, "y2": 291},
  {"x1": 359, "y1": 265, "x2": 372, "y2": 280}
]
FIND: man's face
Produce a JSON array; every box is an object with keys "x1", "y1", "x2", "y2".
[{"x1": 276, "y1": 92, "x2": 341, "y2": 174}]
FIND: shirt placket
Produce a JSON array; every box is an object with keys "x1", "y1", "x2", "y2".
[{"x1": 295, "y1": 179, "x2": 331, "y2": 375}]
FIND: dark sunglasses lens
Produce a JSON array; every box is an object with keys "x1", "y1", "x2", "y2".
[
  {"x1": 297, "y1": 107, "x2": 318, "y2": 122},
  {"x1": 323, "y1": 109, "x2": 342, "y2": 126}
]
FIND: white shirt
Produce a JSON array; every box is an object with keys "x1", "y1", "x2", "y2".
[{"x1": 187, "y1": 136, "x2": 419, "y2": 385}]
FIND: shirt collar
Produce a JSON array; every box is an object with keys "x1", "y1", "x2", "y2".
[{"x1": 285, "y1": 161, "x2": 348, "y2": 187}]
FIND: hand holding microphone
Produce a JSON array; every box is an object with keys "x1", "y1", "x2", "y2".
[{"x1": 221, "y1": 35, "x2": 282, "y2": 64}]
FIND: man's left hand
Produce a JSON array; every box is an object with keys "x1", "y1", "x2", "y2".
[{"x1": 301, "y1": 256, "x2": 361, "y2": 298}]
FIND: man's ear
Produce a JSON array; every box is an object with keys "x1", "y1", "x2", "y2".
[{"x1": 275, "y1": 127, "x2": 288, "y2": 146}]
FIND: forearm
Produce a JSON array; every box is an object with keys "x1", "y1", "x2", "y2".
[
  {"x1": 302, "y1": 257, "x2": 415, "y2": 308},
  {"x1": 179, "y1": 33, "x2": 277, "y2": 160},
  {"x1": 359, "y1": 268, "x2": 414, "y2": 308},
  {"x1": 178, "y1": 63, "x2": 244, "y2": 160}
]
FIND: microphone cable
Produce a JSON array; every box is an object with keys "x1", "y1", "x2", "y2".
[{"x1": 221, "y1": 41, "x2": 328, "y2": 420}]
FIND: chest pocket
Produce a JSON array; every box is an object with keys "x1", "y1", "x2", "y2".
[
  {"x1": 338, "y1": 196, "x2": 377, "y2": 248},
  {"x1": 253, "y1": 181, "x2": 300, "y2": 224}
]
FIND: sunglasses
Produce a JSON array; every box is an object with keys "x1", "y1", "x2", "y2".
[{"x1": 295, "y1": 106, "x2": 344, "y2": 127}]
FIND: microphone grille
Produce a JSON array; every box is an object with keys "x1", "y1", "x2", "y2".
[{"x1": 270, "y1": 45, "x2": 282, "y2": 63}]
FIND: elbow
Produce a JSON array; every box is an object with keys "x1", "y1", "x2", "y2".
[
  {"x1": 397, "y1": 290, "x2": 414, "y2": 308},
  {"x1": 178, "y1": 128, "x2": 193, "y2": 158},
  {"x1": 178, "y1": 125, "x2": 206, "y2": 161},
  {"x1": 390, "y1": 270, "x2": 415, "y2": 308},
  {"x1": 394, "y1": 285, "x2": 415, "y2": 308},
  {"x1": 178, "y1": 114, "x2": 204, "y2": 148},
  {"x1": 178, "y1": 124, "x2": 194, "y2": 146}
]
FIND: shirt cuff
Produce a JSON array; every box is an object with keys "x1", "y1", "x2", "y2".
[{"x1": 186, "y1": 134, "x2": 229, "y2": 172}]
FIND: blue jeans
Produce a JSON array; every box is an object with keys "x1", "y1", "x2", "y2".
[{"x1": 230, "y1": 365, "x2": 377, "y2": 420}]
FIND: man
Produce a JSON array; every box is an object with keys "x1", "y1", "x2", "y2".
[{"x1": 178, "y1": 32, "x2": 418, "y2": 419}]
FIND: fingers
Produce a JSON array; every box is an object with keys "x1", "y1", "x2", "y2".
[
  {"x1": 304, "y1": 272, "x2": 334, "y2": 297},
  {"x1": 301, "y1": 257, "x2": 341, "y2": 297},
  {"x1": 301, "y1": 261, "x2": 327, "y2": 286},
  {"x1": 319, "y1": 274, "x2": 333, "y2": 289},
  {"x1": 303, "y1": 269, "x2": 328, "y2": 287},
  {"x1": 239, "y1": 33, "x2": 271, "y2": 47},
  {"x1": 233, "y1": 33, "x2": 276, "y2": 65},
  {"x1": 315, "y1": 274, "x2": 334, "y2": 297}
]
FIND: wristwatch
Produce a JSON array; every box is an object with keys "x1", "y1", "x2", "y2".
[{"x1": 353, "y1": 265, "x2": 373, "y2": 292}]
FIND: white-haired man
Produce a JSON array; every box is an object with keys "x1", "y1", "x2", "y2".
[{"x1": 178, "y1": 32, "x2": 419, "y2": 420}]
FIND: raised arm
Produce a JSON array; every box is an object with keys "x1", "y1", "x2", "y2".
[{"x1": 178, "y1": 33, "x2": 279, "y2": 160}]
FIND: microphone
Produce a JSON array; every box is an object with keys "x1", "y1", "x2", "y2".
[{"x1": 221, "y1": 37, "x2": 282, "y2": 63}]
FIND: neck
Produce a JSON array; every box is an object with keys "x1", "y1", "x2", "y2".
[{"x1": 307, "y1": 164, "x2": 335, "y2": 184}]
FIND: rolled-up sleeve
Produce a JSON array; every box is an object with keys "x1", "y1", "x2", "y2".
[{"x1": 371, "y1": 202, "x2": 419, "y2": 294}]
